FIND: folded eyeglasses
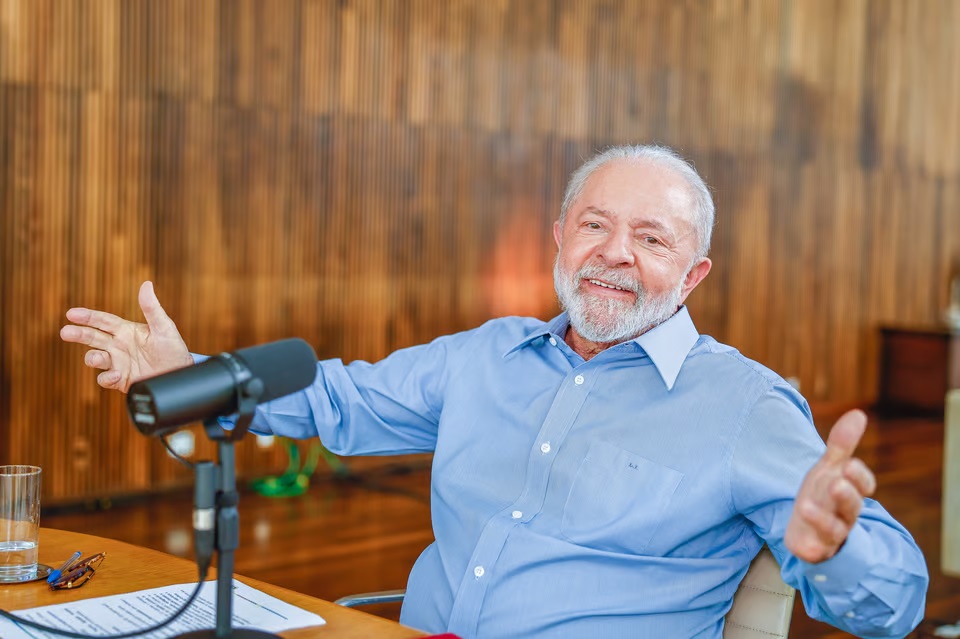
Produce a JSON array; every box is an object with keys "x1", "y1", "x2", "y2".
[{"x1": 49, "y1": 552, "x2": 106, "y2": 590}]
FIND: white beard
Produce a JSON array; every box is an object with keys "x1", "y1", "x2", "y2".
[{"x1": 553, "y1": 258, "x2": 684, "y2": 344}]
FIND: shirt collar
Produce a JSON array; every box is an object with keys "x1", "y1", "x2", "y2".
[
  {"x1": 634, "y1": 306, "x2": 700, "y2": 390},
  {"x1": 505, "y1": 306, "x2": 700, "y2": 391}
]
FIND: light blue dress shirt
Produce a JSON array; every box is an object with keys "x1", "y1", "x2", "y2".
[{"x1": 245, "y1": 306, "x2": 927, "y2": 638}]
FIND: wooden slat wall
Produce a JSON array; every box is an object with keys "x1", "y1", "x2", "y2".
[{"x1": 1, "y1": 0, "x2": 959, "y2": 502}]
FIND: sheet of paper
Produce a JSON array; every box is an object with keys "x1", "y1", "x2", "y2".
[{"x1": 0, "y1": 580, "x2": 326, "y2": 638}]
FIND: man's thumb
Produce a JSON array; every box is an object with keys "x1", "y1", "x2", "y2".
[
  {"x1": 824, "y1": 409, "x2": 868, "y2": 463},
  {"x1": 138, "y1": 280, "x2": 174, "y2": 332}
]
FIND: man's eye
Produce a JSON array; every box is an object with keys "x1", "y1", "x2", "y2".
[
  {"x1": 584, "y1": 222, "x2": 603, "y2": 230},
  {"x1": 643, "y1": 236, "x2": 662, "y2": 245}
]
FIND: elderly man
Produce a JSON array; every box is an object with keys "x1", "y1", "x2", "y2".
[{"x1": 61, "y1": 145, "x2": 927, "y2": 638}]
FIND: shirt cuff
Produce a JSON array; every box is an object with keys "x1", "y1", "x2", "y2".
[{"x1": 796, "y1": 523, "x2": 874, "y2": 599}]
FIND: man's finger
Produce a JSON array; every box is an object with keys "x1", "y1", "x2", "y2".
[
  {"x1": 799, "y1": 498, "x2": 849, "y2": 548},
  {"x1": 138, "y1": 281, "x2": 176, "y2": 334},
  {"x1": 823, "y1": 409, "x2": 868, "y2": 464},
  {"x1": 64, "y1": 307, "x2": 126, "y2": 334},
  {"x1": 60, "y1": 325, "x2": 114, "y2": 351},
  {"x1": 843, "y1": 458, "x2": 877, "y2": 497},
  {"x1": 97, "y1": 369, "x2": 123, "y2": 390},
  {"x1": 84, "y1": 350, "x2": 112, "y2": 371},
  {"x1": 829, "y1": 478, "x2": 865, "y2": 526}
]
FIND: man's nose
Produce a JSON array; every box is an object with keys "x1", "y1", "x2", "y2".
[{"x1": 597, "y1": 229, "x2": 635, "y2": 266}]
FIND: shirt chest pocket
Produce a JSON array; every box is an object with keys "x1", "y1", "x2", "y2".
[{"x1": 560, "y1": 440, "x2": 684, "y2": 555}]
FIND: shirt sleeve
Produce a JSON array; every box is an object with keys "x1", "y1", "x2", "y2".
[
  {"x1": 730, "y1": 384, "x2": 928, "y2": 637},
  {"x1": 228, "y1": 332, "x2": 462, "y2": 455}
]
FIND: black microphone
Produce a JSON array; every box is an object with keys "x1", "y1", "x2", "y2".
[{"x1": 127, "y1": 338, "x2": 318, "y2": 438}]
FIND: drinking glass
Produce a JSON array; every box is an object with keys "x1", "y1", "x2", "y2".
[{"x1": 0, "y1": 465, "x2": 42, "y2": 582}]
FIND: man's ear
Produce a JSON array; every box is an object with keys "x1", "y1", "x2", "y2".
[
  {"x1": 553, "y1": 220, "x2": 562, "y2": 248},
  {"x1": 679, "y1": 257, "x2": 711, "y2": 302}
]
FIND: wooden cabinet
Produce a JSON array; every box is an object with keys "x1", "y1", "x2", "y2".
[{"x1": 877, "y1": 326, "x2": 960, "y2": 415}]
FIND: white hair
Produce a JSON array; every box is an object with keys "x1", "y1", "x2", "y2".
[{"x1": 559, "y1": 144, "x2": 715, "y2": 261}]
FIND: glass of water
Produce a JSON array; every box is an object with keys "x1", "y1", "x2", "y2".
[{"x1": 0, "y1": 465, "x2": 42, "y2": 582}]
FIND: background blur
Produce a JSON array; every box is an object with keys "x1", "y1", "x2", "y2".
[{"x1": 1, "y1": 0, "x2": 959, "y2": 504}]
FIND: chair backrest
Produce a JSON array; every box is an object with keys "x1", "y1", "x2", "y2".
[
  {"x1": 723, "y1": 545, "x2": 796, "y2": 639},
  {"x1": 943, "y1": 389, "x2": 960, "y2": 576}
]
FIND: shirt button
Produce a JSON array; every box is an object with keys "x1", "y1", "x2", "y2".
[
  {"x1": 474, "y1": 565, "x2": 485, "y2": 578},
  {"x1": 845, "y1": 611, "x2": 855, "y2": 619},
  {"x1": 540, "y1": 442, "x2": 551, "y2": 454},
  {"x1": 574, "y1": 374, "x2": 584, "y2": 385},
  {"x1": 813, "y1": 574, "x2": 827, "y2": 583},
  {"x1": 548, "y1": 337, "x2": 557, "y2": 346},
  {"x1": 511, "y1": 510, "x2": 523, "y2": 519}
]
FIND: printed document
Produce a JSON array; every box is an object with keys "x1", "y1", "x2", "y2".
[{"x1": 0, "y1": 580, "x2": 326, "y2": 638}]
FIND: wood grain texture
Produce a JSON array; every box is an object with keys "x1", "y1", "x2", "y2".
[{"x1": 1, "y1": 0, "x2": 959, "y2": 501}]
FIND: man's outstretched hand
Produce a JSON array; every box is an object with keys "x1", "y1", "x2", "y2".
[
  {"x1": 785, "y1": 409, "x2": 877, "y2": 563},
  {"x1": 60, "y1": 281, "x2": 193, "y2": 393}
]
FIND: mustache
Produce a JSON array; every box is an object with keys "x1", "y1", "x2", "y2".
[{"x1": 574, "y1": 264, "x2": 642, "y2": 296}]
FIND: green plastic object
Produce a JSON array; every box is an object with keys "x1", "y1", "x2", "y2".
[{"x1": 250, "y1": 438, "x2": 348, "y2": 497}]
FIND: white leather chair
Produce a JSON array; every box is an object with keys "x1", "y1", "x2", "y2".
[
  {"x1": 336, "y1": 545, "x2": 796, "y2": 638},
  {"x1": 724, "y1": 545, "x2": 795, "y2": 638}
]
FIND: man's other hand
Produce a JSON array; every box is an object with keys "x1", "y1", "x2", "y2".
[
  {"x1": 785, "y1": 409, "x2": 877, "y2": 563},
  {"x1": 60, "y1": 281, "x2": 193, "y2": 393}
]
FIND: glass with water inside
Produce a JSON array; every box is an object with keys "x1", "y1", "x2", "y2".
[{"x1": 0, "y1": 465, "x2": 42, "y2": 581}]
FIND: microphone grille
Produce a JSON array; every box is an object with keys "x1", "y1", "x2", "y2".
[{"x1": 232, "y1": 338, "x2": 318, "y2": 403}]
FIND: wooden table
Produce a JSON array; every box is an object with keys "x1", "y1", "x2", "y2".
[{"x1": 1, "y1": 529, "x2": 425, "y2": 639}]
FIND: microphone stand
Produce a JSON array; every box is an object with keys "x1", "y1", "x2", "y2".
[{"x1": 175, "y1": 374, "x2": 280, "y2": 639}]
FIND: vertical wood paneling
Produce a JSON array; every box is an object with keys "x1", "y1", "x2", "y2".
[{"x1": 1, "y1": 0, "x2": 959, "y2": 501}]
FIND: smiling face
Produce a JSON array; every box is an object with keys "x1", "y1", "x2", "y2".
[{"x1": 553, "y1": 158, "x2": 712, "y2": 358}]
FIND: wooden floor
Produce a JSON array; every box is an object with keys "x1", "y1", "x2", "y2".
[{"x1": 40, "y1": 410, "x2": 959, "y2": 638}]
